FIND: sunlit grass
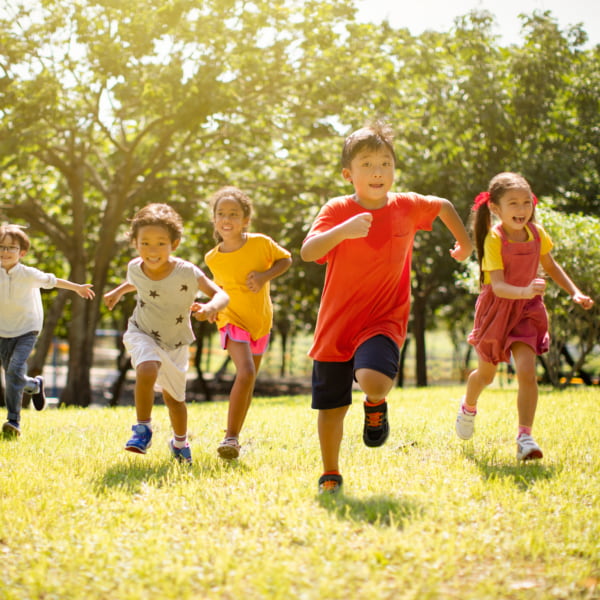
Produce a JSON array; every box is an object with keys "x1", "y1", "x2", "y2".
[{"x1": 1, "y1": 386, "x2": 598, "y2": 599}]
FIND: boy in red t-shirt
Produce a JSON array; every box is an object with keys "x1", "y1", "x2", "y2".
[{"x1": 301, "y1": 120, "x2": 473, "y2": 493}]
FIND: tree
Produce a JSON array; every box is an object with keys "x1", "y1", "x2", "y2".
[{"x1": 0, "y1": 0, "x2": 367, "y2": 404}]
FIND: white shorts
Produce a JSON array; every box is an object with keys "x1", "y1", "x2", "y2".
[{"x1": 123, "y1": 331, "x2": 189, "y2": 402}]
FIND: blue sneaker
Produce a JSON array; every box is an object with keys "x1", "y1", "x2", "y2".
[
  {"x1": 31, "y1": 376, "x2": 47, "y2": 411},
  {"x1": 124, "y1": 424, "x2": 152, "y2": 454},
  {"x1": 169, "y1": 439, "x2": 192, "y2": 464},
  {"x1": 2, "y1": 420, "x2": 21, "y2": 437}
]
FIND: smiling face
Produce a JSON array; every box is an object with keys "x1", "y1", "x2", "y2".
[
  {"x1": 342, "y1": 147, "x2": 395, "y2": 209},
  {"x1": 213, "y1": 197, "x2": 250, "y2": 245},
  {"x1": 133, "y1": 225, "x2": 179, "y2": 278},
  {"x1": 491, "y1": 188, "x2": 535, "y2": 238},
  {"x1": 0, "y1": 234, "x2": 26, "y2": 271}
]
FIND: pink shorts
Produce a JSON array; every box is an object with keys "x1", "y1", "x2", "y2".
[{"x1": 219, "y1": 324, "x2": 270, "y2": 355}]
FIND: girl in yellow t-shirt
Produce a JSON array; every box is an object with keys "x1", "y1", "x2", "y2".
[{"x1": 205, "y1": 187, "x2": 292, "y2": 459}]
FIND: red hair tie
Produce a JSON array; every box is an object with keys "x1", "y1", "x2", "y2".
[
  {"x1": 472, "y1": 192, "x2": 490, "y2": 211},
  {"x1": 532, "y1": 193, "x2": 538, "y2": 206}
]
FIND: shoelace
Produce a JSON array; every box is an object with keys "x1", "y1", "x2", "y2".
[
  {"x1": 366, "y1": 411, "x2": 384, "y2": 427},
  {"x1": 320, "y1": 480, "x2": 340, "y2": 492}
]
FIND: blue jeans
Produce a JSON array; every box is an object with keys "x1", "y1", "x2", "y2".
[{"x1": 0, "y1": 332, "x2": 39, "y2": 423}]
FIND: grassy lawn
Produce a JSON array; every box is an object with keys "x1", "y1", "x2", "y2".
[{"x1": 1, "y1": 385, "x2": 598, "y2": 599}]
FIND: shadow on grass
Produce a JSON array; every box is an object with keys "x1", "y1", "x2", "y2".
[
  {"x1": 462, "y1": 446, "x2": 556, "y2": 490},
  {"x1": 317, "y1": 493, "x2": 423, "y2": 529},
  {"x1": 94, "y1": 454, "x2": 250, "y2": 495}
]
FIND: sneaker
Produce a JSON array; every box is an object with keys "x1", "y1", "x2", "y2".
[
  {"x1": 318, "y1": 473, "x2": 343, "y2": 494},
  {"x1": 2, "y1": 420, "x2": 21, "y2": 437},
  {"x1": 168, "y1": 439, "x2": 192, "y2": 464},
  {"x1": 30, "y1": 376, "x2": 47, "y2": 411},
  {"x1": 455, "y1": 402, "x2": 476, "y2": 440},
  {"x1": 363, "y1": 400, "x2": 389, "y2": 447},
  {"x1": 124, "y1": 424, "x2": 153, "y2": 454},
  {"x1": 217, "y1": 436, "x2": 240, "y2": 460},
  {"x1": 516, "y1": 433, "x2": 543, "y2": 461}
]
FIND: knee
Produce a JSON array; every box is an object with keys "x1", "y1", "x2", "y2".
[
  {"x1": 136, "y1": 361, "x2": 159, "y2": 383},
  {"x1": 517, "y1": 368, "x2": 537, "y2": 387},
  {"x1": 355, "y1": 368, "x2": 393, "y2": 400},
  {"x1": 235, "y1": 362, "x2": 257, "y2": 385}
]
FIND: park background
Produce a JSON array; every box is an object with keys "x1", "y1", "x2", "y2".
[
  {"x1": 1, "y1": 2, "x2": 600, "y2": 600},
  {"x1": 0, "y1": 0, "x2": 599, "y2": 404}
]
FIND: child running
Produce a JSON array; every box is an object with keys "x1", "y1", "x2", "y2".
[
  {"x1": 0, "y1": 224, "x2": 94, "y2": 437},
  {"x1": 456, "y1": 172, "x2": 594, "y2": 460},
  {"x1": 300, "y1": 121, "x2": 473, "y2": 493},
  {"x1": 103, "y1": 203, "x2": 229, "y2": 464},
  {"x1": 205, "y1": 186, "x2": 292, "y2": 459}
]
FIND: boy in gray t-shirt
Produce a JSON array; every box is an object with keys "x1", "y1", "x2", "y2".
[{"x1": 104, "y1": 204, "x2": 228, "y2": 464}]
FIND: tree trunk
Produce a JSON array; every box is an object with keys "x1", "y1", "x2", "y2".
[
  {"x1": 413, "y1": 296, "x2": 428, "y2": 387},
  {"x1": 396, "y1": 336, "x2": 410, "y2": 388}
]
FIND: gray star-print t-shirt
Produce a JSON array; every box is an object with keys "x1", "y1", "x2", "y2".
[{"x1": 126, "y1": 257, "x2": 205, "y2": 350}]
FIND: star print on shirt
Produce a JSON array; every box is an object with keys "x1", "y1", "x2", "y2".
[
  {"x1": 139, "y1": 300, "x2": 146, "y2": 308},
  {"x1": 180, "y1": 284, "x2": 188, "y2": 292},
  {"x1": 151, "y1": 330, "x2": 161, "y2": 340},
  {"x1": 149, "y1": 290, "x2": 159, "y2": 298},
  {"x1": 175, "y1": 341, "x2": 183, "y2": 348},
  {"x1": 176, "y1": 315, "x2": 184, "y2": 324}
]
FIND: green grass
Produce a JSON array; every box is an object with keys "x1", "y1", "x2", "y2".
[{"x1": 1, "y1": 386, "x2": 599, "y2": 599}]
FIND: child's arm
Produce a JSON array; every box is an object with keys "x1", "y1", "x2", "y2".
[
  {"x1": 300, "y1": 212, "x2": 373, "y2": 262},
  {"x1": 103, "y1": 282, "x2": 136, "y2": 311},
  {"x1": 436, "y1": 199, "x2": 473, "y2": 262},
  {"x1": 191, "y1": 274, "x2": 229, "y2": 323},
  {"x1": 540, "y1": 253, "x2": 594, "y2": 309},
  {"x1": 489, "y1": 271, "x2": 547, "y2": 300},
  {"x1": 55, "y1": 278, "x2": 95, "y2": 300},
  {"x1": 246, "y1": 256, "x2": 292, "y2": 293}
]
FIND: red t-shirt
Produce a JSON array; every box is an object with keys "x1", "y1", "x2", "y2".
[{"x1": 305, "y1": 193, "x2": 442, "y2": 362}]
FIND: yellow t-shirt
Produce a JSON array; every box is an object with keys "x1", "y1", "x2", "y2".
[
  {"x1": 205, "y1": 233, "x2": 291, "y2": 340},
  {"x1": 481, "y1": 223, "x2": 553, "y2": 284}
]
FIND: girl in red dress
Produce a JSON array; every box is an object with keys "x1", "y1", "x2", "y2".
[{"x1": 456, "y1": 172, "x2": 594, "y2": 460}]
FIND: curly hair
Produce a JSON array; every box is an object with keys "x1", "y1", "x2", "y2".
[{"x1": 127, "y1": 203, "x2": 183, "y2": 243}]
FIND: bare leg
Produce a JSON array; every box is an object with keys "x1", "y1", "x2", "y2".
[
  {"x1": 163, "y1": 389, "x2": 187, "y2": 437},
  {"x1": 134, "y1": 361, "x2": 160, "y2": 422},
  {"x1": 355, "y1": 367, "x2": 394, "y2": 402},
  {"x1": 225, "y1": 340, "x2": 262, "y2": 438},
  {"x1": 511, "y1": 342, "x2": 538, "y2": 429},
  {"x1": 318, "y1": 405, "x2": 350, "y2": 473},
  {"x1": 464, "y1": 357, "x2": 498, "y2": 409}
]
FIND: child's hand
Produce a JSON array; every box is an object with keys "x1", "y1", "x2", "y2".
[
  {"x1": 449, "y1": 241, "x2": 471, "y2": 262},
  {"x1": 103, "y1": 289, "x2": 122, "y2": 310},
  {"x1": 572, "y1": 292, "x2": 594, "y2": 310},
  {"x1": 191, "y1": 301, "x2": 219, "y2": 323},
  {"x1": 246, "y1": 271, "x2": 266, "y2": 293},
  {"x1": 77, "y1": 284, "x2": 95, "y2": 300},
  {"x1": 342, "y1": 212, "x2": 373, "y2": 239},
  {"x1": 523, "y1": 278, "x2": 546, "y2": 298}
]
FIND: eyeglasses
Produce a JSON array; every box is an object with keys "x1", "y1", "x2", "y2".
[{"x1": 0, "y1": 246, "x2": 20, "y2": 253}]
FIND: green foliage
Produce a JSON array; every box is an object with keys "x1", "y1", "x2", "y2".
[
  {"x1": 537, "y1": 206, "x2": 600, "y2": 384},
  {"x1": 1, "y1": 387, "x2": 599, "y2": 598},
  {"x1": 0, "y1": 1, "x2": 598, "y2": 398}
]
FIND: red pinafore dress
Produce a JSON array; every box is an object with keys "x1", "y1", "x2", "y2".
[{"x1": 468, "y1": 223, "x2": 550, "y2": 365}]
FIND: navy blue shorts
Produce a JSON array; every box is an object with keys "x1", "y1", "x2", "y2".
[{"x1": 311, "y1": 335, "x2": 399, "y2": 410}]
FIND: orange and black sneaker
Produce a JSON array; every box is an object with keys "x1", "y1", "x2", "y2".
[
  {"x1": 363, "y1": 400, "x2": 390, "y2": 447},
  {"x1": 318, "y1": 473, "x2": 343, "y2": 494}
]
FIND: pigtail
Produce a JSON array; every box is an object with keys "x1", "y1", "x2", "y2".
[{"x1": 471, "y1": 202, "x2": 492, "y2": 287}]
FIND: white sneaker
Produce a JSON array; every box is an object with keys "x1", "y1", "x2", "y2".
[
  {"x1": 455, "y1": 403, "x2": 476, "y2": 440},
  {"x1": 516, "y1": 434, "x2": 543, "y2": 461},
  {"x1": 217, "y1": 437, "x2": 240, "y2": 460}
]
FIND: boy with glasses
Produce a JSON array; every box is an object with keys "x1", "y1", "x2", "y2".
[{"x1": 0, "y1": 224, "x2": 94, "y2": 436}]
